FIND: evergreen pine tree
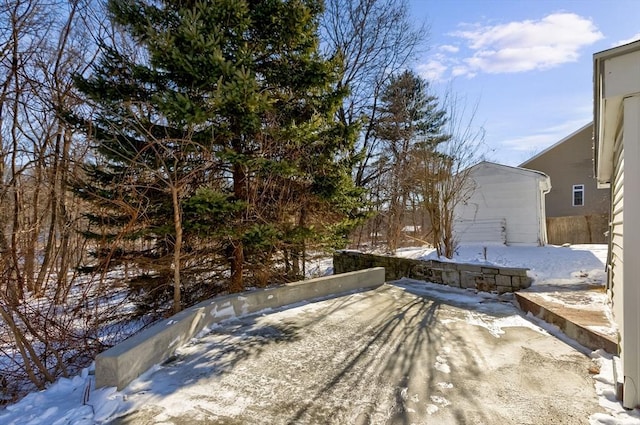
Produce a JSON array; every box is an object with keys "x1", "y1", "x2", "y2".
[
  {"x1": 74, "y1": 0, "x2": 359, "y2": 310},
  {"x1": 374, "y1": 70, "x2": 450, "y2": 252}
]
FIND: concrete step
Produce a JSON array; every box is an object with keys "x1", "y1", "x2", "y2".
[{"x1": 515, "y1": 291, "x2": 617, "y2": 354}]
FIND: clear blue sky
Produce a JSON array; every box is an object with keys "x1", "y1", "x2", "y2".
[{"x1": 409, "y1": 0, "x2": 640, "y2": 165}]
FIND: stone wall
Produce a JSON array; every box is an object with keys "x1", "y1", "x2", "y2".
[{"x1": 334, "y1": 251, "x2": 532, "y2": 293}]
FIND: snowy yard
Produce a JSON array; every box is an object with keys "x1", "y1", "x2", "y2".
[
  {"x1": 393, "y1": 243, "x2": 608, "y2": 283},
  {"x1": 1, "y1": 244, "x2": 640, "y2": 424}
]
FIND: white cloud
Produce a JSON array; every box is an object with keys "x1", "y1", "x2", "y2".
[
  {"x1": 451, "y1": 65, "x2": 474, "y2": 78},
  {"x1": 504, "y1": 133, "x2": 558, "y2": 153},
  {"x1": 439, "y1": 44, "x2": 459, "y2": 53},
  {"x1": 613, "y1": 32, "x2": 640, "y2": 47},
  {"x1": 454, "y1": 13, "x2": 601, "y2": 50},
  {"x1": 414, "y1": 45, "x2": 461, "y2": 81},
  {"x1": 464, "y1": 44, "x2": 582, "y2": 73},
  {"x1": 416, "y1": 59, "x2": 448, "y2": 82},
  {"x1": 503, "y1": 118, "x2": 591, "y2": 155},
  {"x1": 415, "y1": 12, "x2": 603, "y2": 81},
  {"x1": 450, "y1": 13, "x2": 603, "y2": 76}
]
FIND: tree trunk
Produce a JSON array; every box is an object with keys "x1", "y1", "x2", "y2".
[
  {"x1": 36, "y1": 130, "x2": 63, "y2": 298},
  {"x1": 23, "y1": 150, "x2": 44, "y2": 294},
  {"x1": 9, "y1": 33, "x2": 24, "y2": 301},
  {"x1": 54, "y1": 128, "x2": 73, "y2": 303},
  {"x1": 52, "y1": 0, "x2": 81, "y2": 303},
  {"x1": 229, "y1": 152, "x2": 246, "y2": 293},
  {"x1": 300, "y1": 206, "x2": 306, "y2": 278},
  {"x1": 229, "y1": 241, "x2": 244, "y2": 293},
  {"x1": 0, "y1": 304, "x2": 56, "y2": 388},
  {"x1": 291, "y1": 248, "x2": 300, "y2": 278},
  {"x1": 171, "y1": 185, "x2": 183, "y2": 313}
]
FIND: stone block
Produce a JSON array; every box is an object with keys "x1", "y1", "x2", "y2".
[
  {"x1": 442, "y1": 270, "x2": 461, "y2": 287},
  {"x1": 458, "y1": 263, "x2": 484, "y2": 273},
  {"x1": 481, "y1": 267, "x2": 500, "y2": 274},
  {"x1": 428, "y1": 268, "x2": 444, "y2": 284},
  {"x1": 421, "y1": 260, "x2": 434, "y2": 268},
  {"x1": 385, "y1": 267, "x2": 399, "y2": 281},
  {"x1": 397, "y1": 262, "x2": 412, "y2": 278},
  {"x1": 497, "y1": 267, "x2": 529, "y2": 276},
  {"x1": 409, "y1": 264, "x2": 429, "y2": 281},
  {"x1": 476, "y1": 275, "x2": 497, "y2": 292},
  {"x1": 441, "y1": 262, "x2": 459, "y2": 271},
  {"x1": 512, "y1": 275, "x2": 533, "y2": 289},
  {"x1": 461, "y1": 271, "x2": 480, "y2": 289},
  {"x1": 495, "y1": 274, "x2": 512, "y2": 288},
  {"x1": 496, "y1": 285, "x2": 512, "y2": 294}
]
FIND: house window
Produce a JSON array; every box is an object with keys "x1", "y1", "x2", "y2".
[{"x1": 573, "y1": 184, "x2": 584, "y2": 206}]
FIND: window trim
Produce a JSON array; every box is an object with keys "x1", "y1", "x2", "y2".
[{"x1": 572, "y1": 184, "x2": 585, "y2": 206}]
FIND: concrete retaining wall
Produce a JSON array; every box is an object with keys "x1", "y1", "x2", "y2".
[
  {"x1": 334, "y1": 251, "x2": 531, "y2": 293},
  {"x1": 95, "y1": 267, "x2": 385, "y2": 390}
]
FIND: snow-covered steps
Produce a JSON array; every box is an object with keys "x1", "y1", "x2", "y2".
[{"x1": 515, "y1": 290, "x2": 617, "y2": 353}]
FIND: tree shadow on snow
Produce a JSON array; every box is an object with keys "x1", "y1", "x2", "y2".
[
  {"x1": 284, "y1": 281, "x2": 517, "y2": 425},
  {"x1": 111, "y1": 281, "x2": 582, "y2": 425}
]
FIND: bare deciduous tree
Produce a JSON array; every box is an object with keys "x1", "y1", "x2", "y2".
[
  {"x1": 321, "y1": 0, "x2": 426, "y2": 189},
  {"x1": 0, "y1": 0, "x2": 114, "y2": 402},
  {"x1": 413, "y1": 92, "x2": 486, "y2": 258}
]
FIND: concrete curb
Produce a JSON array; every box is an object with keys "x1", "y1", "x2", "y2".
[
  {"x1": 95, "y1": 267, "x2": 386, "y2": 390},
  {"x1": 515, "y1": 292, "x2": 617, "y2": 354}
]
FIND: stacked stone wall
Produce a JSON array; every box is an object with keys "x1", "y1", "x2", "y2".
[{"x1": 333, "y1": 251, "x2": 531, "y2": 293}]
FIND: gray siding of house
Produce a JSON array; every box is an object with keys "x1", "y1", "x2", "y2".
[{"x1": 521, "y1": 124, "x2": 610, "y2": 217}]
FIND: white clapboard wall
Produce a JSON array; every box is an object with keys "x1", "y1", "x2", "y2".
[{"x1": 454, "y1": 218, "x2": 507, "y2": 244}]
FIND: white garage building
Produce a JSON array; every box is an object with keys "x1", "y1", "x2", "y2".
[{"x1": 454, "y1": 161, "x2": 551, "y2": 246}]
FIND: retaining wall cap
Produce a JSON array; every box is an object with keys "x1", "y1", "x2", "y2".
[{"x1": 95, "y1": 267, "x2": 385, "y2": 390}]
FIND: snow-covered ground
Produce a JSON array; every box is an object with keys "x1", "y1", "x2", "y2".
[
  {"x1": 1, "y1": 244, "x2": 638, "y2": 424},
  {"x1": 393, "y1": 243, "x2": 608, "y2": 283}
]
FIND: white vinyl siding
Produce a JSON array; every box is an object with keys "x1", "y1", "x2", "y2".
[
  {"x1": 621, "y1": 95, "x2": 640, "y2": 408},
  {"x1": 594, "y1": 41, "x2": 640, "y2": 409},
  {"x1": 454, "y1": 218, "x2": 506, "y2": 244},
  {"x1": 610, "y1": 126, "x2": 624, "y2": 352},
  {"x1": 454, "y1": 163, "x2": 548, "y2": 246}
]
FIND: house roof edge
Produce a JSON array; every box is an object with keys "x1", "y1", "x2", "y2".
[
  {"x1": 470, "y1": 160, "x2": 550, "y2": 180},
  {"x1": 519, "y1": 122, "x2": 593, "y2": 167}
]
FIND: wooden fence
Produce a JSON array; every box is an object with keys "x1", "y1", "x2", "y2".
[{"x1": 546, "y1": 214, "x2": 608, "y2": 245}]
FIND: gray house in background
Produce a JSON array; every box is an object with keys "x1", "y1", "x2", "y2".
[{"x1": 520, "y1": 123, "x2": 610, "y2": 244}]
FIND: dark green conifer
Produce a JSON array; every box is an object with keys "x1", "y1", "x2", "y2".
[{"x1": 74, "y1": 0, "x2": 360, "y2": 311}]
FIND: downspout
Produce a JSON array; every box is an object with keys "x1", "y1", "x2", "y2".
[{"x1": 539, "y1": 176, "x2": 551, "y2": 246}]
